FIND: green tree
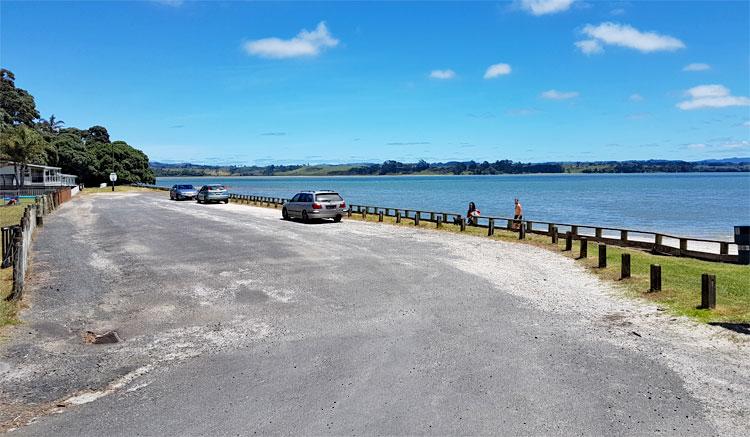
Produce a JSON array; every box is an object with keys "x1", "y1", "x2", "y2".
[
  {"x1": 39, "y1": 114, "x2": 65, "y2": 134},
  {"x1": 0, "y1": 125, "x2": 48, "y2": 187},
  {"x1": 0, "y1": 69, "x2": 40, "y2": 127}
]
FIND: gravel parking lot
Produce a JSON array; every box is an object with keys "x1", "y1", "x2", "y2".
[{"x1": 0, "y1": 191, "x2": 747, "y2": 435}]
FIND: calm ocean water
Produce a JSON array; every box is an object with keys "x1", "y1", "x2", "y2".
[{"x1": 157, "y1": 173, "x2": 750, "y2": 239}]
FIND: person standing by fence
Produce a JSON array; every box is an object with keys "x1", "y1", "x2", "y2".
[
  {"x1": 466, "y1": 202, "x2": 480, "y2": 225},
  {"x1": 513, "y1": 198, "x2": 523, "y2": 230}
]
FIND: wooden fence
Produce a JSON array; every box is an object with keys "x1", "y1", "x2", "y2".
[
  {"x1": 3, "y1": 188, "x2": 70, "y2": 301},
  {"x1": 222, "y1": 193, "x2": 742, "y2": 264},
  {"x1": 137, "y1": 186, "x2": 743, "y2": 265}
]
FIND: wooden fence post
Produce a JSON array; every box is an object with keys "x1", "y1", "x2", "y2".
[
  {"x1": 35, "y1": 198, "x2": 43, "y2": 227},
  {"x1": 564, "y1": 232, "x2": 572, "y2": 251},
  {"x1": 414, "y1": 211, "x2": 420, "y2": 226},
  {"x1": 621, "y1": 253, "x2": 631, "y2": 279},
  {"x1": 459, "y1": 216, "x2": 466, "y2": 232},
  {"x1": 10, "y1": 230, "x2": 23, "y2": 301},
  {"x1": 518, "y1": 222, "x2": 525, "y2": 240},
  {"x1": 571, "y1": 225, "x2": 578, "y2": 236},
  {"x1": 701, "y1": 274, "x2": 716, "y2": 309},
  {"x1": 579, "y1": 237, "x2": 588, "y2": 259},
  {"x1": 488, "y1": 218, "x2": 495, "y2": 236},
  {"x1": 436, "y1": 215, "x2": 442, "y2": 228},
  {"x1": 598, "y1": 244, "x2": 607, "y2": 267},
  {"x1": 396, "y1": 211, "x2": 401, "y2": 224},
  {"x1": 378, "y1": 211, "x2": 384, "y2": 222},
  {"x1": 621, "y1": 230, "x2": 628, "y2": 242},
  {"x1": 595, "y1": 228, "x2": 602, "y2": 239},
  {"x1": 649, "y1": 264, "x2": 661, "y2": 292}
]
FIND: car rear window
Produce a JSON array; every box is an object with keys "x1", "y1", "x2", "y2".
[
  {"x1": 209, "y1": 185, "x2": 225, "y2": 191},
  {"x1": 177, "y1": 185, "x2": 194, "y2": 189},
  {"x1": 316, "y1": 193, "x2": 342, "y2": 202}
]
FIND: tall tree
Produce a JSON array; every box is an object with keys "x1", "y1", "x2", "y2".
[
  {"x1": 39, "y1": 114, "x2": 65, "y2": 133},
  {"x1": 0, "y1": 125, "x2": 48, "y2": 187},
  {"x1": 0, "y1": 69, "x2": 40, "y2": 127}
]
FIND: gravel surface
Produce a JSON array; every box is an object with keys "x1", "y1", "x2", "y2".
[{"x1": 0, "y1": 191, "x2": 747, "y2": 435}]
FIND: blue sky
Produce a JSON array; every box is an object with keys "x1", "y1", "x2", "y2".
[{"x1": 2, "y1": 0, "x2": 749, "y2": 165}]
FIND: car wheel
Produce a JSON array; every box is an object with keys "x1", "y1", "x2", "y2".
[
  {"x1": 333, "y1": 215, "x2": 342, "y2": 223},
  {"x1": 282, "y1": 208, "x2": 290, "y2": 220},
  {"x1": 170, "y1": 194, "x2": 174, "y2": 200},
  {"x1": 302, "y1": 210, "x2": 309, "y2": 223},
  {"x1": 224, "y1": 199, "x2": 229, "y2": 204},
  {"x1": 197, "y1": 197, "x2": 202, "y2": 204}
]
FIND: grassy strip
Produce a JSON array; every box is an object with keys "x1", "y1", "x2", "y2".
[
  {"x1": 82, "y1": 185, "x2": 162, "y2": 194},
  {"x1": 230, "y1": 198, "x2": 749, "y2": 324}
]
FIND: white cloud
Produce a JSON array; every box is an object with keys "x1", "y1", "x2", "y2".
[
  {"x1": 580, "y1": 22, "x2": 685, "y2": 53},
  {"x1": 519, "y1": 0, "x2": 575, "y2": 16},
  {"x1": 683, "y1": 63, "x2": 711, "y2": 72},
  {"x1": 243, "y1": 22, "x2": 339, "y2": 59},
  {"x1": 610, "y1": 8, "x2": 626, "y2": 16},
  {"x1": 575, "y1": 39, "x2": 604, "y2": 55},
  {"x1": 629, "y1": 93, "x2": 644, "y2": 102},
  {"x1": 483, "y1": 63, "x2": 512, "y2": 79},
  {"x1": 677, "y1": 84, "x2": 750, "y2": 110},
  {"x1": 541, "y1": 89, "x2": 579, "y2": 100},
  {"x1": 429, "y1": 69, "x2": 456, "y2": 80},
  {"x1": 686, "y1": 143, "x2": 706, "y2": 150}
]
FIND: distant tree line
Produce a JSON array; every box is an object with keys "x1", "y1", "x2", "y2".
[
  {"x1": 0, "y1": 69, "x2": 155, "y2": 186},
  {"x1": 151, "y1": 159, "x2": 567, "y2": 177}
]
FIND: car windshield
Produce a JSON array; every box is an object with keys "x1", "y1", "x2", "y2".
[
  {"x1": 316, "y1": 193, "x2": 343, "y2": 202},
  {"x1": 208, "y1": 185, "x2": 225, "y2": 191},
  {"x1": 177, "y1": 185, "x2": 194, "y2": 189}
]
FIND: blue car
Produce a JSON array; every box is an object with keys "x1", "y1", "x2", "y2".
[{"x1": 170, "y1": 184, "x2": 198, "y2": 200}]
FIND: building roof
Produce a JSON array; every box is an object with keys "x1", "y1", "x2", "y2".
[{"x1": 0, "y1": 161, "x2": 62, "y2": 171}]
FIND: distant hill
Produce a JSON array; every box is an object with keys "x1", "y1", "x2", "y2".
[
  {"x1": 150, "y1": 158, "x2": 750, "y2": 177},
  {"x1": 694, "y1": 157, "x2": 750, "y2": 165}
]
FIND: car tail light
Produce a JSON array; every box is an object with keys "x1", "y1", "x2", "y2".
[
  {"x1": 312, "y1": 202, "x2": 322, "y2": 209},
  {"x1": 339, "y1": 202, "x2": 346, "y2": 208}
]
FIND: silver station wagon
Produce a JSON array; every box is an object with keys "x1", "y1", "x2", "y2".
[
  {"x1": 196, "y1": 184, "x2": 229, "y2": 204},
  {"x1": 282, "y1": 190, "x2": 346, "y2": 222}
]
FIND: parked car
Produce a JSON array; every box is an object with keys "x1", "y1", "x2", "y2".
[
  {"x1": 196, "y1": 184, "x2": 229, "y2": 204},
  {"x1": 170, "y1": 184, "x2": 198, "y2": 200},
  {"x1": 282, "y1": 190, "x2": 346, "y2": 222}
]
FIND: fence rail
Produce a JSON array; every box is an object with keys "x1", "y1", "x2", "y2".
[
  {"x1": 136, "y1": 185, "x2": 744, "y2": 264},
  {"x1": 3, "y1": 187, "x2": 71, "y2": 301}
]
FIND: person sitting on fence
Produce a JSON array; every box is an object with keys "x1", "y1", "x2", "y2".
[
  {"x1": 512, "y1": 198, "x2": 523, "y2": 230},
  {"x1": 466, "y1": 202, "x2": 481, "y2": 225}
]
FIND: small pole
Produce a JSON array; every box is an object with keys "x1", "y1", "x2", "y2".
[
  {"x1": 579, "y1": 237, "x2": 588, "y2": 259},
  {"x1": 396, "y1": 211, "x2": 401, "y2": 224},
  {"x1": 595, "y1": 228, "x2": 602, "y2": 239},
  {"x1": 598, "y1": 244, "x2": 607, "y2": 268},
  {"x1": 436, "y1": 215, "x2": 442, "y2": 228},
  {"x1": 378, "y1": 211, "x2": 383, "y2": 222},
  {"x1": 488, "y1": 218, "x2": 495, "y2": 236},
  {"x1": 701, "y1": 274, "x2": 716, "y2": 309},
  {"x1": 551, "y1": 226, "x2": 558, "y2": 244},
  {"x1": 621, "y1": 253, "x2": 631, "y2": 279},
  {"x1": 649, "y1": 264, "x2": 661, "y2": 292},
  {"x1": 362, "y1": 209, "x2": 366, "y2": 220},
  {"x1": 459, "y1": 216, "x2": 466, "y2": 231},
  {"x1": 621, "y1": 230, "x2": 628, "y2": 242},
  {"x1": 518, "y1": 222, "x2": 525, "y2": 240},
  {"x1": 429, "y1": 212, "x2": 435, "y2": 222},
  {"x1": 564, "y1": 231, "x2": 572, "y2": 251},
  {"x1": 414, "y1": 211, "x2": 420, "y2": 226}
]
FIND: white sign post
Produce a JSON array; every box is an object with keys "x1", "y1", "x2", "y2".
[{"x1": 109, "y1": 172, "x2": 117, "y2": 191}]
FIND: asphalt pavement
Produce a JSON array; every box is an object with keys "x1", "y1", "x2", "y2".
[{"x1": 0, "y1": 191, "x2": 738, "y2": 435}]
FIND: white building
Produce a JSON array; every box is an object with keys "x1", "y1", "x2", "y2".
[{"x1": 0, "y1": 161, "x2": 77, "y2": 189}]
